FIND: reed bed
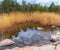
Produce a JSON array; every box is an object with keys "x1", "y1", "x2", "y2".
[{"x1": 0, "y1": 12, "x2": 60, "y2": 32}]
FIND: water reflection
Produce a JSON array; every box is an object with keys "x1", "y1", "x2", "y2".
[
  {"x1": 0, "y1": 27, "x2": 60, "y2": 49},
  {"x1": 12, "y1": 28, "x2": 52, "y2": 46}
]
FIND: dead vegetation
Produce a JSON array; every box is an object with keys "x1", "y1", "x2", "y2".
[{"x1": 0, "y1": 12, "x2": 60, "y2": 32}]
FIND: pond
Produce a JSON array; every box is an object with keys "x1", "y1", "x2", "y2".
[
  {"x1": 0, "y1": 25, "x2": 60, "y2": 49},
  {"x1": 0, "y1": 23, "x2": 60, "y2": 43},
  {"x1": 11, "y1": 27, "x2": 60, "y2": 46},
  {"x1": 12, "y1": 28, "x2": 51, "y2": 46}
]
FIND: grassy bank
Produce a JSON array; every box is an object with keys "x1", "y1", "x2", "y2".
[
  {"x1": 0, "y1": 12, "x2": 60, "y2": 39},
  {"x1": 0, "y1": 12, "x2": 60, "y2": 32}
]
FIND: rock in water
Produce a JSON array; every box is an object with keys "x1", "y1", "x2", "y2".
[
  {"x1": 0, "y1": 39, "x2": 15, "y2": 46},
  {"x1": 51, "y1": 26, "x2": 56, "y2": 28},
  {"x1": 37, "y1": 27, "x2": 43, "y2": 30}
]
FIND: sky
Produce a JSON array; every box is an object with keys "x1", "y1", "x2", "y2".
[
  {"x1": 0, "y1": 0, "x2": 60, "y2": 6},
  {"x1": 17, "y1": 0, "x2": 60, "y2": 6}
]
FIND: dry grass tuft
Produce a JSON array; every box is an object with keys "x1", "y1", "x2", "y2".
[{"x1": 0, "y1": 12, "x2": 60, "y2": 32}]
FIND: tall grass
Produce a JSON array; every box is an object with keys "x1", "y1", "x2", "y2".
[
  {"x1": 0, "y1": 12, "x2": 60, "y2": 39},
  {"x1": 0, "y1": 12, "x2": 60, "y2": 32}
]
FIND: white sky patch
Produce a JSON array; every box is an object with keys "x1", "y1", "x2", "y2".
[
  {"x1": 36, "y1": 0, "x2": 60, "y2": 5},
  {"x1": 36, "y1": 0, "x2": 60, "y2": 3},
  {"x1": 17, "y1": 0, "x2": 60, "y2": 6},
  {"x1": 36, "y1": 0, "x2": 50, "y2": 3}
]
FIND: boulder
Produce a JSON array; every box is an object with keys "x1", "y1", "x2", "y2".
[
  {"x1": 4, "y1": 44, "x2": 56, "y2": 50},
  {"x1": 22, "y1": 45, "x2": 55, "y2": 50},
  {"x1": 0, "y1": 39, "x2": 15, "y2": 46},
  {"x1": 22, "y1": 46, "x2": 40, "y2": 50},
  {"x1": 4, "y1": 49, "x2": 10, "y2": 50},
  {"x1": 11, "y1": 47, "x2": 20, "y2": 50},
  {"x1": 39, "y1": 44, "x2": 55, "y2": 50},
  {"x1": 55, "y1": 44, "x2": 60, "y2": 50},
  {"x1": 4, "y1": 47, "x2": 20, "y2": 50}
]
